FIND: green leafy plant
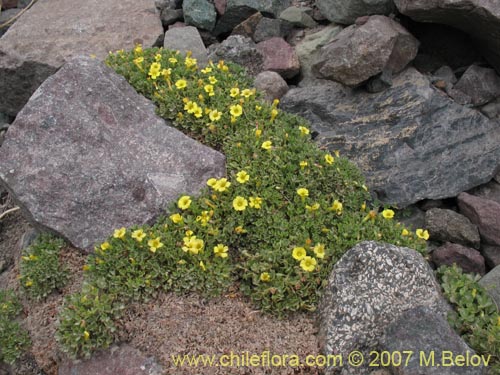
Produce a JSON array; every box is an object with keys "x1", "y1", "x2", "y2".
[
  {"x1": 56, "y1": 46, "x2": 429, "y2": 358},
  {"x1": 0, "y1": 290, "x2": 31, "y2": 364},
  {"x1": 56, "y1": 285, "x2": 124, "y2": 359},
  {"x1": 438, "y1": 265, "x2": 500, "y2": 373},
  {"x1": 19, "y1": 234, "x2": 68, "y2": 300}
]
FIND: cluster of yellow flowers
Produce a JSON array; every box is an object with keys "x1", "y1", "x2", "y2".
[
  {"x1": 109, "y1": 227, "x2": 164, "y2": 253},
  {"x1": 291, "y1": 243, "x2": 325, "y2": 272}
]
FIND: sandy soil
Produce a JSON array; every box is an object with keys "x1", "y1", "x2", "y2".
[{"x1": 0, "y1": 194, "x2": 321, "y2": 375}]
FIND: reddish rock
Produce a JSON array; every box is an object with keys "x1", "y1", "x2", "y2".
[
  {"x1": 1, "y1": 0, "x2": 17, "y2": 9},
  {"x1": 214, "y1": 0, "x2": 227, "y2": 15},
  {"x1": 169, "y1": 21, "x2": 186, "y2": 29},
  {"x1": 0, "y1": 57, "x2": 226, "y2": 251},
  {"x1": 458, "y1": 192, "x2": 500, "y2": 247},
  {"x1": 59, "y1": 345, "x2": 163, "y2": 375},
  {"x1": 0, "y1": 0, "x2": 163, "y2": 117},
  {"x1": 432, "y1": 243, "x2": 486, "y2": 275},
  {"x1": 312, "y1": 15, "x2": 419, "y2": 87},
  {"x1": 256, "y1": 37, "x2": 299, "y2": 79},
  {"x1": 254, "y1": 71, "x2": 289, "y2": 102}
]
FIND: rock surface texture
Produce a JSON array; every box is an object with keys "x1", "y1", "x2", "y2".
[
  {"x1": 281, "y1": 68, "x2": 500, "y2": 206},
  {"x1": 458, "y1": 193, "x2": 500, "y2": 247},
  {"x1": 0, "y1": 0, "x2": 163, "y2": 117},
  {"x1": 425, "y1": 208, "x2": 480, "y2": 249},
  {"x1": 0, "y1": 57, "x2": 226, "y2": 251},
  {"x1": 316, "y1": 0, "x2": 395, "y2": 25},
  {"x1": 312, "y1": 15, "x2": 419, "y2": 87},
  {"x1": 163, "y1": 26, "x2": 209, "y2": 66},
  {"x1": 394, "y1": 0, "x2": 500, "y2": 75},
  {"x1": 208, "y1": 35, "x2": 264, "y2": 76},
  {"x1": 432, "y1": 243, "x2": 486, "y2": 275},
  {"x1": 381, "y1": 306, "x2": 483, "y2": 375},
  {"x1": 256, "y1": 37, "x2": 300, "y2": 79},
  {"x1": 318, "y1": 241, "x2": 450, "y2": 375},
  {"x1": 479, "y1": 265, "x2": 500, "y2": 309}
]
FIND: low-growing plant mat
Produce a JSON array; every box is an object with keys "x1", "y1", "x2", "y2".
[{"x1": 1, "y1": 214, "x2": 320, "y2": 375}]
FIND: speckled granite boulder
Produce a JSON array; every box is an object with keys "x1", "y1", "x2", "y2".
[
  {"x1": 0, "y1": 0, "x2": 163, "y2": 117},
  {"x1": 318, "y1": 241, "x2": 450, "y2": 375},
  {"x1": 0, "y1": 57, "x2": 226, "y2": 252},
  {"x1": 381, "y1": 306, "x2": 484, "y2": 375}
]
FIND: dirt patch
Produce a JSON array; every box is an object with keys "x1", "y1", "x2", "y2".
[{"x1": 1, "y1": 195, "x2": 321, "y2": 375}]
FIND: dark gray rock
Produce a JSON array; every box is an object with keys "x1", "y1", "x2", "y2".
[
  {"x1": 432, "y1": 242, "x2": 486, "y2": 275},
  {"x1": 154, "y1": 0, "x2": 182, "y2": 11},
  {"x1": 381, "y1": 306, "x2": 484, "y2": 375},
  {"x1": 479, "y1": 265, "x2": 500, "y2": 310},
  {"x1": 398, "y1": 205, "x2": 426, "y2": 232},
  {"x1": 0, "y1": 8, "x2": 22, "y2": 37},
  {"x1": 480, "y1": 98, "x2": 500, "y2": 119},
  {"x1": 394, "y1": 0, "x2": 500, "y2": 75},
  {"x1": 183, "y1": 0, "x2": 217, "y2": 31},
  {"x1": 0, "y1": 0, "x2": 163, "y2": 117},
  {"x1": 451, "y1": 65, "x2": 500, "y2": 107},
  {"x1": 163, "y1": 26, "x2": 209, "y2": 67},
  {"x1": 469, "y1": 179, "x2": 500, "y2": 205},
  {"x1": 458, "y1": 192, "x2": 500, "y2": 247},
  {"x1": 366, "y1": 69, "x2": 393, "y2": 93},
  {"x1": 295, "y1": 25, "x2": 343, "y2": 84},
  {"x1": 208, "y1": 35, "x2": 264, "y2": 76},
  {"x1": 256, "y1": 37, "x2": 299, "y2": 79},
  {"x1": 281, "y1": 68, "x2": 500, "y2": 207},
  {"x1": 254, "y1": 71, "x2": 289, "y2": 102},
  {"x1": 231, "y1": 12, "x2": 263, "y2": 39},
  {"x1": 279, "y1": 6, "x2": 317, "y2": 28},
  {"x1": 312, "y1": 15, "x2": 419, "y2": 87},
  {"x1": 213, "y1": 0, "x2": 291, "y2": 35},
  {"x1": 59, "y1": 345, "x2": 163, "y2": 375},
  {"x1": 253, "y1": 17, "x2": 291, "y2": 43},
  {"x1": 0, "y1": 57, "x2": 226, "y2": 252},
  {"x1": 425, "y1": 208, "x2": 480, "y2": 249},
  {"x1": 316, "y1": 0, "x2": 395, "y2": 25},
  {"x1": 160, "y1": 8, "x2": 184, "y2": 28},
  {"x1": 481, "y1": 244, "x2": 500, "y2": 269},
  {"x1": 318, "y1": 241, "x2": 450, "y2": 375}
]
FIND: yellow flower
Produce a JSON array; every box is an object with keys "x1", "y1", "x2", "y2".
[
  {"x1": 169, "y1": 57, "x2": 178, "y2": 64},
  {"x1": 300, "y1": 256, "x2": 317, "y2": 272},
  {"x1": 214, "y1": 244, "x2": 229, "y2": 258},
  {"x1": 306, "y1": 202, "x2": 320, "y2": 212},
  {"x1": 148, "y1": 237, "x2": 164, "y2": 253},
  {"x1": 185, "y1": 56, "x2": 197, "y2": 68},
  {"x1": 270, "y1": 108, "x2": 278, "y2": 121},
  {"x1": 260, "y1": 272, "x2": 271, "y2": 282},
  {"x1": 201, "y1": 67, "x2": 212, "y2": 74},
  {"x1": 22, "y1": 256, "x2": 30, "y2": 261},
  {"x1": 255, "y1": 129, "x2": 262, "y2": 137},
  {"x1": 292, "y1": 247, "x2": 307, "y2": 260},
  {"x1": 261, "y1": 140, "x2": 272, "y2": 150},
  {"x1": 299, "y1": 126, "x2": 310, "y2": 135},
  {"x1": 178, "y1": 195, "x2": 192, "y2": 210},
  {"x1": 29, "y1": 254, "x2": 38, "y2": 261},
  {"x1": 209, "y1": 109, "x2": 222, "y2": 122},
  {"x1": 313, "y1": 244, "x2": 325, "y2": 259},
  {"x1": 272, "y1": 98, "x2": 280, "y2": 107},
  {"x1": 25, "y1": 279, "x2": 33, "y2": 287},
  {"x1": 241, "y1": 89, "x2": 252, "y2": 98},
  {"x1": 297, "y1": 188, "x2": 309, "y2": 199},
  {"x1": 170, "y1": 213, "x2": 183, "y2": 224},
  {"x1": 416, "y1": 229, "x2": 430, "y2": 240},
  {"x1": 255, "y1": 105, "x2": 262, "y2": 111},
  {"x1": 155, "y1": 53, "x2": 162, "y2": 61},
  {"x1": 214, "y1": 178, "x2": 231, "y2": 192},
  {"x1": 162, "y1": 68, "x2": 171, "y2": 80},
  {"x1": 148, "y1": 62, "x2": 161, "y2": 79},
  {"x1": 233, "y1": 196, "x2": 248, "y2": 211},
  {"x1": 184, "y1": 100, "x2": 198, "y2": 113},
  {"x1": 330, "y1": 200, "x2": 343, "y2": 213},
  {"x1": 382, "y1": 209, "x2": 395, "y2": 219},
  {"x1": 208, "y1": 76, "x2": 218, "y2": 84},
  {"x1": 100, "y1": 242, "x2": 111, "y2": 251},
  {"x1": 249, "y1": 197, "x2": 263, "y2": 209},
  {"x1": 196, "y1": 211, "x2": 211, "y2": 226},
  {"x1": 207, "y1": 178, "x2": 218, "y2": 187},
  {"x1": 193, "y1": 107, "x2": 203, "y2": 118},
  {"x1": 325, "y1": 154, "x2": 334, "y2": 165},
  {"x1": 361, "y1": 202, "x2": 367, "y2": 211},
  {"x1": 175, "y1": 79, "x2": 187, "y2": 89},
  {"x1": 199, "y1": 261, "x2": 206, "y2": 271},
  {"x1": 401, "y1": 228, "x2": 410, "y2": 236},
  {"x1": 83, "y1": 331, "x2": 90, "y2": 340},
  {"x1": 363, "y1": 210, "x2": 378, "y2": 222},
  {"x1": 236, "y1": 170, "x2": 250, "y2": 184},
  {"x1": 113, "y1": 228, "x2": 126, "y2": 239},
  {"x1": 132, "y1": 229, "x2": 146, "y2": 242},
  {"x1": 230, "y1": 87, "x2": 240, "y2": 97},
  {"x1": 300, "y1": 161, "x2": 308, "y2": 169},
  {"x1": 183, "y1": 237, "x2": 204, "y2": 254},
  {"x1": 234, "y1": 226, "x2": 247, "y2": 234},
  {"x1": 133, "y1": 57, "x2": 144, "y2": 67},
  {"x1": 230, "y1": 104, "x2": 243, "y2": 117},
  {"x1": 82, "y1": 264, "x2": 90, "y2": 271},
  {"x1": 204, "y1": 84, "x2": 215, "y2": 96},
  {"x1": 134, "y1": 44, "x2": 143, "y2": 55}
]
